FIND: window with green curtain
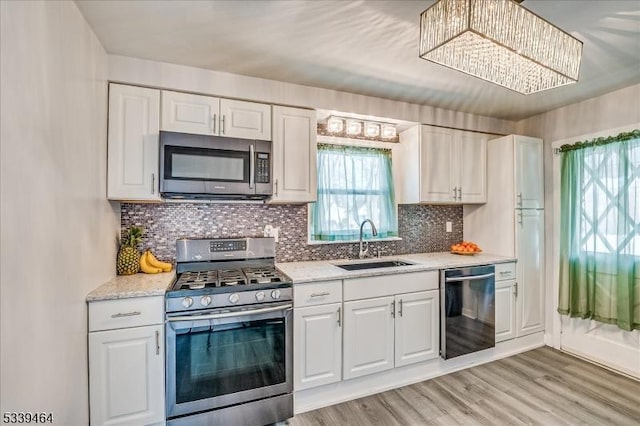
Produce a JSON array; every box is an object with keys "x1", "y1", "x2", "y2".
[
  {"x1": 558, "y1": 129, "x2": 640, "y2": 331},
  {"x1": 309, "y1": 143, "x2": 397, "y2": 241}
]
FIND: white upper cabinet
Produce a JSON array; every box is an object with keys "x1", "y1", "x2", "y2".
[
  {"x1": 219, "y1": 98, "x2": 271, "y2": 140},
  {"x1": 161, "y1": 91, "x2": 271, "y2": 140},
  {"x1": 400, "y1": 125, "x2": 487, "y2": 204},
  {"x1": 270, "y1": 106, "x2": 317, "y2": 203},
  {"x1": 515, "y1": 135, "x2": 544, "y2": 209},
  {"x1": 107, "y1": 84, "x2": 161, "y2": 201},
  {"x1": 161, "y1": 90, "x2": 219, "y2": 135}
]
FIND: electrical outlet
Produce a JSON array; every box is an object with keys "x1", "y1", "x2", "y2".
[
  {"x1": 446, "y1": 221, "x2": 452, "y2": 233},
  {"x1": 263, "y1": 224, "x2": 280, "y2": 242}
]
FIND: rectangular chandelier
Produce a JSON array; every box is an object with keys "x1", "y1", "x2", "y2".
[{"x1": 419, "y1": 0, "x2": 583, "y2": 95}]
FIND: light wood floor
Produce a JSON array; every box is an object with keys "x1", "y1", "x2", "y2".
[{"x1": 289, "y1": 347, "x2": 640, "y2": 426}]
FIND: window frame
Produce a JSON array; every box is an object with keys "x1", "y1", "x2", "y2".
[{"x1": 307, "y1": 136, "x2": 403, "y2": 245}]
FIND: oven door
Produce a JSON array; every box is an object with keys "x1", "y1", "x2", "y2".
[
  {"x1": 165, "y1": 302, "x2": 293, "y2": 419},
  {"x1": 160, "y1": 131, "x2": 272, "y2": 198}
]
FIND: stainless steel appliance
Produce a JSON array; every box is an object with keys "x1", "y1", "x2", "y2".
[
  {"x1": 160, "y1": 131, "x2": 272, "y2": 200},
  {"x1": 440, "y1": 265, "x2": 495, "y2": 360},
  {"x1": 165, "y1": 237, "x2": 292, "y2": 426}
]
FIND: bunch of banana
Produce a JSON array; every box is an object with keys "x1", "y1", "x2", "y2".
[{"x1": 139, "y1": 249, "x2": 173, "y2": 274}]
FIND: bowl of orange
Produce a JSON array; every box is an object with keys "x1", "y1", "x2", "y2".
[{"x1": 450, "y1": 241, "x2": 482, "y2": 255}]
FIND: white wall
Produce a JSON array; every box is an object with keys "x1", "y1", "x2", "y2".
[
  {"x1": 516, "y1": 84, "x2": 640, "y2": 372},
  {"x1": 108, "y1": 55, "x2": 516, "y2": 136},
  {"x1": 0, "y1": 1, "x2": 119, "y2": 424}
]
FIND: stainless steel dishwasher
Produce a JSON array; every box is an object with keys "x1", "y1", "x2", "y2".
[{"x1": 440, "y1": 264, "x2": 495, "y2": 359}]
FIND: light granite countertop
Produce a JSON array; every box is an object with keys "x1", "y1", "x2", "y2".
[
  {"x1": 86, "y1": 271, "x2": 176, "y2": 301},
  {"x1": 276, "y1": 252, "x2": 516, "y2": 284}
]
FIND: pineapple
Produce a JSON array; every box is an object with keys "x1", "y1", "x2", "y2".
[{"x1": 117, "y1": 226, "x2": 143, "y2": 275}]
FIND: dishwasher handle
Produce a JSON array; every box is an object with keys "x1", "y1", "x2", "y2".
[{"x1": 445, "y1": 272, "x2": 495, "y2": 283}]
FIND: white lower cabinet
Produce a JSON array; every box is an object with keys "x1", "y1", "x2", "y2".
[
  {"x1": 294, "y1": 303, "x2": 342, "y2": 390},
  {"x1": 343, "y1": 296, "x2": 395, "y2": 380},
  {"x1": 89, "y1": 296, "x2": 165, "y2": 426},
  {"x1": 495, "y1": 279, "x2": 517, "y2": 343},
  {"x1": 395, "y1": 290, "x2": 439, "y2": 367}
]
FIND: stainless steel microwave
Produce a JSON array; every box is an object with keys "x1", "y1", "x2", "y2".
[{"x1": 160, "y1": 131, "x2": 272, "y2": 200}]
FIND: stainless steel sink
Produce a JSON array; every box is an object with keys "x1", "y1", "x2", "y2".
[{"x1": 334, "y1": 260, "x2": 413, "y2": 271}]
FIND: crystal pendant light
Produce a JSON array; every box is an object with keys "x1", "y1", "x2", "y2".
[{"x1": 419, "y1": 0, "x2": 583, "y2": 94}]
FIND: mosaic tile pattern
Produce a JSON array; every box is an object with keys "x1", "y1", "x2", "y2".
[{"x1": 121, "y1": 203, "x2": 463, "y2": 263}]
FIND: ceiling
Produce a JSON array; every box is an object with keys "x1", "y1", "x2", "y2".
[{"x1": 76, "y1": 0, "x2": 640, "y2": 121}]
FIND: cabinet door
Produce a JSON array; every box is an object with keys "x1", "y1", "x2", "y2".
[
  {"x1": 294, "y1": 303, "x2": 342, "y2": 390},
  {"x1": 495, "y1": 279, "x2": 517, "y2": 343},
  {"x1": 515, "y1": 209, "x2": 545, "y2": 336},
  {"x1": 161, "y1": 90, "x2": 219, "y2": 135},
  {"x1": 89, "y1": 325, "x2": 164, "y2": 426},
  {"x1": 343, "y1": 296, "x2": 395, "y2": 380},
  {"x1": 395, "y1": 290, "x2": 439, "y2": 367},
  {"x1": 458, "y1": 131, "x2": 487, "y2": 204},
  {"x1": 270, "y1": 106, "x2": 317, "y2": 203},
  {"x1": 515, "y1": 136, "x2": 544, "y2": 209},
  {"x1": 220, "y1": 98, "x2": 271, "y2": 140},
  {"x1": 107, "y1": 84, "x2": 161, "y2": 201},
  {"x1": 420, "y1": 126, "x2": 457, "y2": 203}
]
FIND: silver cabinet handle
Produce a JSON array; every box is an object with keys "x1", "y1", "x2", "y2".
[
  {"x1": 337, "y1": 307, "x2": 341, "y2": 327},
  {"x1": 499, "y1": 271, "x2": 511, "y2": 276},
  {"x1": 514, "y1": 282, "x2": 518, "y2": 298},
  {"x1": 391, "y1": 300, "x2": 396, "y2": 318},
  {"x1": 457, "y1": 187, "x2": 462, "y2": 201},
  {"x1": 155, "y1": 330, "x2": 160, "y2": 355},
  {"x1": 111, "y1": 311, "x2": 141, "y2": 318},
  {"x1": 517, "y1": 193, "x2": 523, "y2": 206},
  {"x1": 517, "y1": 210, "x2": 523, "y2": 226},
  {"x1": 310, "y1": 292, "x2": 330, "y2": 298},
  {"x1": 445, "y1": 272, "x2": 495, "y2": 282},
  {"x1": 452, "y1": 187, "x2": 457, "y2": 200},
  {"x1": 274, "y1": 179, "x2": 279, "y2": 197},
  {"x1": 221, "y1": 115, "x2": 225, "y2": 134},
  {"x1": 212, "y1": 113, "x2": 217, "y2": 133},
  {"x1": 399, "y1": 299, "x2": 403, "y2": 317},
  {"x1": 249, "y1": 144, "x2": 255, "y2": 189},
  {"x1": 151, "y1": 173, "x2": 155, "y2": 195}
]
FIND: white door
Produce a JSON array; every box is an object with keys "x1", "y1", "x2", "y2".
[
  {"x1": 161, "y1": 90, "x2": 219, "y2": 135},
  {"x1": 515, "y1": 209, "x2": 545, "y2": 337},
  {"x1": 515, "y1": 136, "x2": 544, "y2": 209},
  {"x1": 395, "y1": 290, "x2": 439, "y2": 367},
  {"x1": 420, "y1": 126, "x2": 457, "y2": 203},
  {"x1": 220, "y1": 99, "x2": 271, "y2": 140},
  {"x1": 293, "y1": 303, "x2": 342, "y2": 390},
  {"x1": 495, "y1": 279, "x2": 517, "y2": 342},
  {"x1": 458, "y1": 131, "x2": 487, "y2": 204},
  {"x1": 343, "y1": 296, "x2": 395, "y2": 380},
  {"x1": 107, "y1": 84, "x2": 161, "y2": 201},
  {"x1": 270, "y1": 106, "x2": 317, "y2": 203},
  {"x1": 89, "y1": 325, "x2": 164, "y2": 426}
]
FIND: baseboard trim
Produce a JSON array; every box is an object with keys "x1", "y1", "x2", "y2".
[{"x1": 294, "y1": 332, "x2": 544, "y2": 414}]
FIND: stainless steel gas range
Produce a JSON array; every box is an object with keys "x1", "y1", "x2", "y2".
[{"x1": 165, "y1": 237, "x2": 293, "y2": 426}]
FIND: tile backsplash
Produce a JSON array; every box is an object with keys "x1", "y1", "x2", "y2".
[{"x1": 121, "y1": 203, "x2": 463, "y2": 263}]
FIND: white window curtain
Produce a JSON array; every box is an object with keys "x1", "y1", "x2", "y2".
[{"x1": 310, "y1": 144, "x2": 397, "y2": 241}]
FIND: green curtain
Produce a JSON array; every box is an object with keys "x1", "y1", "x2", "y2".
[
  {"x1": 558, "y1": 130, "x2": 640, "y2": 331},
  {"x1": 310, "y1": 144, "x2": 397, "y2": 241}
]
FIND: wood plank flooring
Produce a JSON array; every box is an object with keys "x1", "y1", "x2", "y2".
[{"x1": 289, "y1": 347, "x2": 640, "y2": 426}]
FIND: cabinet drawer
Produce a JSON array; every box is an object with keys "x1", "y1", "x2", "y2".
[
  {"x1": 495, "y1": 262, "x2": 516, "y2": 282},
  {"x1": 294, "y1": 280, "x2": 342, "y2": 307},
  {"x1": 89, "y1": 296, "x2": 164, "y2": 332},
  {"x1": 344, "y1": 270, "x2": 438, "y2": 301}
]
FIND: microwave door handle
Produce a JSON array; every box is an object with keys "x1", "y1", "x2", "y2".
[{"x1": 249, "y1": 144, "x2": 255, "y2": 189}]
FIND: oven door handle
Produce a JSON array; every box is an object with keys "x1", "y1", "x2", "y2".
[
  {"x1": 167, "y1": 303, "x2": 292, "y2": 322},
  {"x1": 445, "y1": 272, "x2": 495, "y2": 283}
]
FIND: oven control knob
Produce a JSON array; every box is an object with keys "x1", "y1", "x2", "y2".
[
  {"x1": 229, "y1": 293, "x2": 240, "y2": 304},
  {"x1": 271, "y1": 289, "x2": 281, "y2": 300},
  {"x1": 182, "y1": 297, "x2": 193, "y2": 308},
  {"x1": 200, "y1": 295, "x2": 212, "y2": 306},
  {"x1": 255, "y1": 291, "x2": 265, "y2": 302}
]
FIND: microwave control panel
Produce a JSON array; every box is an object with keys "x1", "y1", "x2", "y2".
[{"x1": 255, "y1": 152, "x2": 270, "y2": 183}]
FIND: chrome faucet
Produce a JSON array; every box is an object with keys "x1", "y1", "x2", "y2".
[{"x1": 359, "y1": 219, "x2": 378, "y2": 259}]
